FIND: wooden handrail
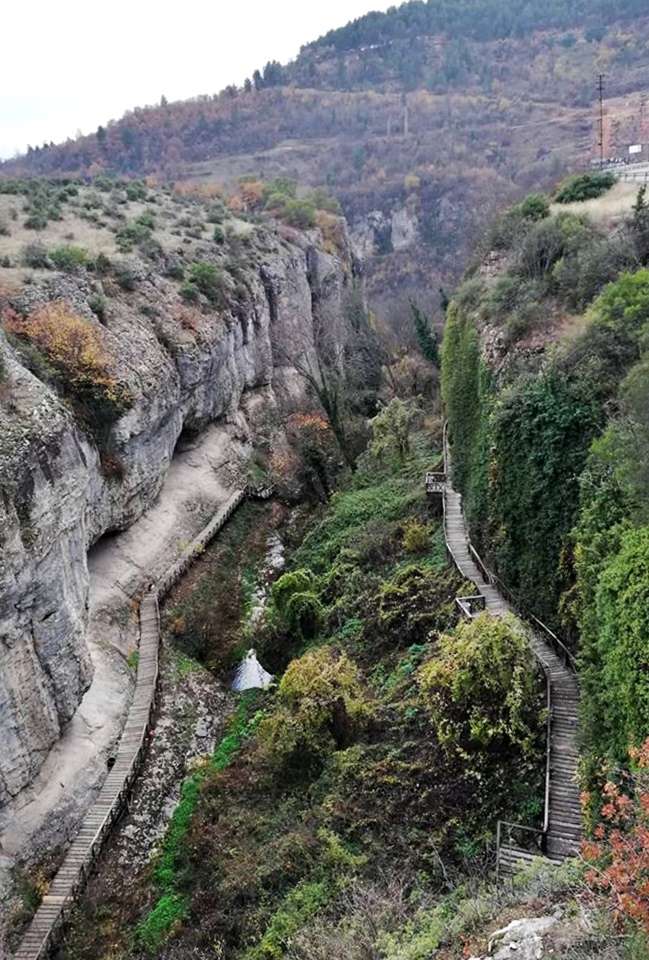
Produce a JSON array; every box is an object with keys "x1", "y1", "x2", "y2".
[
  {"x1": 439, "y1": 421, "x2": 580, "y2": 876},
  {"x1": 14, "y1": 487, "x2": 250, "y2": 960}
]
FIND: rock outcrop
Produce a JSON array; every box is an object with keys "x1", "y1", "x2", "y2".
[{"x1": 0, "y1": 212, "x2": 358, "y2": 810}]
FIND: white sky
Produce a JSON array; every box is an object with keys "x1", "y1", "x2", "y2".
[{"x1": 0, "y1": 0, "x2": 395, "y2": 160}]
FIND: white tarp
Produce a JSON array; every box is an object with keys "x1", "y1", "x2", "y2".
[{"x1": 232, "y1": 649, "x2": 274, "y2": 691}]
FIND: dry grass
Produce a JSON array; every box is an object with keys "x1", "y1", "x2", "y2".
[{"x1": 550, "y1": 181, "x2": 640, "y2": 226}]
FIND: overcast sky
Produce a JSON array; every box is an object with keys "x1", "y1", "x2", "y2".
[{"x1": 0, "y1": 0, "x2": 396, "y2": 160}]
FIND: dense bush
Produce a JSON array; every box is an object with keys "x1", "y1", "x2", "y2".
[
  {"x1": 21, "y1": 242, "x2": 50, "y2": 268},
  {"x1": 115, "y1": 216, "x2": 153, "y2": 251},
  {"x1": 259, "y1": 646, "x2": 370, "y2": 771},
  {"x1": 554, "y1": 171, "x2": 616, "y2": 204},
  {"x1": 186, "y1": 261, "x2": 228, "y2": 305},
  {"x1": 440, "y1": 300, "x2": 491, "y2": 519},
  {"x1": 419, "y1": 613, "x2": 543, "y2": 762},
  {"x1": 50, "y1": 244, "x2": 88, "y2": 271},
  {"x1": 582, "y1": 526, "x2": 649, "y2": 762},
  {"x1": 3, "y1": 302, "x2": 131, "y2": 441}
]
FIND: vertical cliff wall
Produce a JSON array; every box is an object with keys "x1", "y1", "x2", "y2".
[{"x1": 0, "y1": 212, "x2": 359, "y2": 809}]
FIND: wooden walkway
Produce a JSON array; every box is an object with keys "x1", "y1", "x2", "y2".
[
  {"x1": 12, "y1": 489, "x2": 247, "y2": 960},
  {"x1": 437, "y1": 435, "x2": 581, "y2": 876}
]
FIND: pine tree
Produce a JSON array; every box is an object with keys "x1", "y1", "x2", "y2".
[{"x1": 410, "y1": 300, "x2": 439, "y2": 365}]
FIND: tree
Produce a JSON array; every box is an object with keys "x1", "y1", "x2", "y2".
[
  {"x1": 410, "y1": 299, "x2": 439, "y2": 364},
  {"x1": 259, "y1": 646, "x2": 370, "y2": 770},
  {"x1": 263, "y1": 60, "x2": 284, "y2": 87},
  {"x1": 274, "y1": 286, "x2": 379, "y2": 473},
  {"x1": 370, "y1": 397, "x2": 419, "y2": 463},
  {"x1": 252, "y1": 69, "x2": 264, "y2": 91},
  {"x1": 583, "y1": 738, "x2": 649, "y2": 936}
]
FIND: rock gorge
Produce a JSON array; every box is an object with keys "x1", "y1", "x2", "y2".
[{"x1": 0, "y1": 194, "x2": 359, "y2": 851}]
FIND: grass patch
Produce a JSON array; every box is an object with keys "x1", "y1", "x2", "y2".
[{"x1": 136, "y1": 693, "x2": 263, "y2": 953}]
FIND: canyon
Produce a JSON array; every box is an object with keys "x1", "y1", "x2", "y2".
[{"x1": 0, "y1": 183, "x2": 359, "y2": 926}]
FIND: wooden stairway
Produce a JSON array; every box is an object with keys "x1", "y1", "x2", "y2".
[
  {"x1": 12, "y1": 490, "x2": 248, "y2": 960},
  {"x1": 439, "y1": 446, "x2": 581, "y2": 876}
]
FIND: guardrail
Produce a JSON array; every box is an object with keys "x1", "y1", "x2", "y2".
[
  {"x1": 496, "y1": 821, "x2": 547, "y2": 882},
  {"x1": 455, "y1": 594, "x2": 487, "y2": 618},
  {"x1": 439, "y1": 424, "x2": 580, "y2": 874},
  {"x1": 13, "y1": 487, "x2": 251, "y2": 960},
  {"x1": 425, "y1": 471, "x2": 446, "y2": 494}
]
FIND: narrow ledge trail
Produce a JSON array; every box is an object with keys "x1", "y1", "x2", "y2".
[
  {"x1": 436, "y1": 432, "x2": 581, "y2": 876},
  {"x1": 12, "y1": 489, "x2": 249, "y2": 960}
]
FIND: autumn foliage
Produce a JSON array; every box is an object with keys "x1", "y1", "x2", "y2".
[
  {"x1": 3, "y1": 301, "x2": 130, "y2": 434},
  {"x1": 583, "y1": 738, "x2": 649, "y2": 932}
]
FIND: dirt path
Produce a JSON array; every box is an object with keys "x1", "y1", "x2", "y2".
[
  {"x1": 50, "y1": 501, "x2": 282, "y2": 960},
  {"x1": 0, "y1": 423, "x2": 247, "y2": 946}
]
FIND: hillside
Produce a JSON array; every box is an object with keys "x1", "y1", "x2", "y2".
[
  {"x1": 4, "y1": 1, "x2": 649, "y2": 326},
  {"x1": 441, "y1": 169, "x2": 649, "y2": 833}
]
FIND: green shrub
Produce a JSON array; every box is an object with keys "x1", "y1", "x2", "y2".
[
  {"x1": 272, "y1": 569, "x2": 317, "y2": 614},
  {"x1": 125, "y1": 180, "x2": 147, "y2": 202},
  {"x1": 280, "y1": 199, "x2": 317, "y2": 229},
  {"x1": 95, "y1": 252, "x2": 112, "y2": 275},
  {"x1": 24, "y1": 212, "x2": 48, "y2": 230},
  {"x1": 402, "y1": 519, "x2": 431, "y2": 553},
  {"x1": 418, "y1": 613, "x2": 542, "y2": 758},
  {"x1": 284, "y1": 591, "x2": 324, "y2": 640},
  {"x1": 517, "y1": 193, "x2": 550, "y2": 221},
  {"x1": 136, "y1": 894, "x2": 187, "y2": 954},
  {"x1": 180, "y1": 281, "x2": 200, "y2": 303},
  {"x1": 516, "y1": 213, "x2": 577, "y2": 280},
  {"x1": 553, "y1": 233, "x2": 639, "y2": 310},
  {"x1": 260, "y1": 646, "x2": 369, "y2": 768},
  {"x1": 186, "y1": 261, "x2": 228, "y2": 305},
  {"x1": 375, "y1": 564, "x2": 462, "y2": 649},
  {"x1": 88, "y1": 295, "x2": 107, "y2": 321},
  {"x1": 112, "y1": 258, "x2": 140, "y2": 290},
  {"x1": 554, "y1": 171, "x2": 616, "y2": 204},
  {"x1": 587, "y1": 525, "x2": 649, "y2": 761},
  {"x1": 50, "y1": 245, "x2": 88, "y2": 271},
  {"x1": 263, "y1": 177, "x2": 297, "y2": 202},
  {"x1": 115, "y1": 218, "x2": 152, "y2": 251}
]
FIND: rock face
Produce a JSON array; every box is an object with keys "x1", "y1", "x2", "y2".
[{"x1": 0, "y1": 222, "x2": 357, "y2": 809}]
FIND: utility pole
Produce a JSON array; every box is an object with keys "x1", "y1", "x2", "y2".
[{"x1": 597, "y1": 73, "x2": 606, "y2": 169}]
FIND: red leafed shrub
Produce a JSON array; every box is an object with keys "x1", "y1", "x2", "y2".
[{"x1": 583, "y1": 737, "x2": 649, "y2": 931}]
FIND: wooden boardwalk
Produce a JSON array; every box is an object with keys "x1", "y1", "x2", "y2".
[
  {"x1": 438, "y1": 436, "x2": 581, "y2": 875},
  {"x1": 12, "y1": 489, "x2": 247, "y2": 960}
]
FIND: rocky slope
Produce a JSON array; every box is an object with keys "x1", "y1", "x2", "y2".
[{"x1": 0, "y1": 181, "x2": 359, "y2": 818}]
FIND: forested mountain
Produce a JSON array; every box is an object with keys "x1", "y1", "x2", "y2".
[{"x1": 3, "y1": 0, "x2": 649, "y2": 324}]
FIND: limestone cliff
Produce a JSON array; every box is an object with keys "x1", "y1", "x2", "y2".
[{"x1": 0, "y1": 187, "x2": 359, "y2": 810}]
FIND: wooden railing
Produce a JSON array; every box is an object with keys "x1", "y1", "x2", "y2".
[
  {"x1": 425, "y1": 471, "x2": 446, "y2": 494},
  {"x1": 486, "y1": 569, "x2": 576, "y2": 672},
  {"x1": 496, "y1": 821, "x2": 547, "y2": 882},
  {"x1": 455, "y1": 594, "x2": 487, "y2": 618},
  {"x1": 439, "y1": 424, "x2": 580, "y2": 873},
  {"x1": 13, "y1": 487, "x2": 253, "y2": 960}
]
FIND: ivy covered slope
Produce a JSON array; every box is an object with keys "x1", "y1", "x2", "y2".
[
  {"x1": 441, "y1": 173, "x2": 649, "y2": 781},
  {"x1": 63, "y1": 427, "x2": 549, "y2": 960}
]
